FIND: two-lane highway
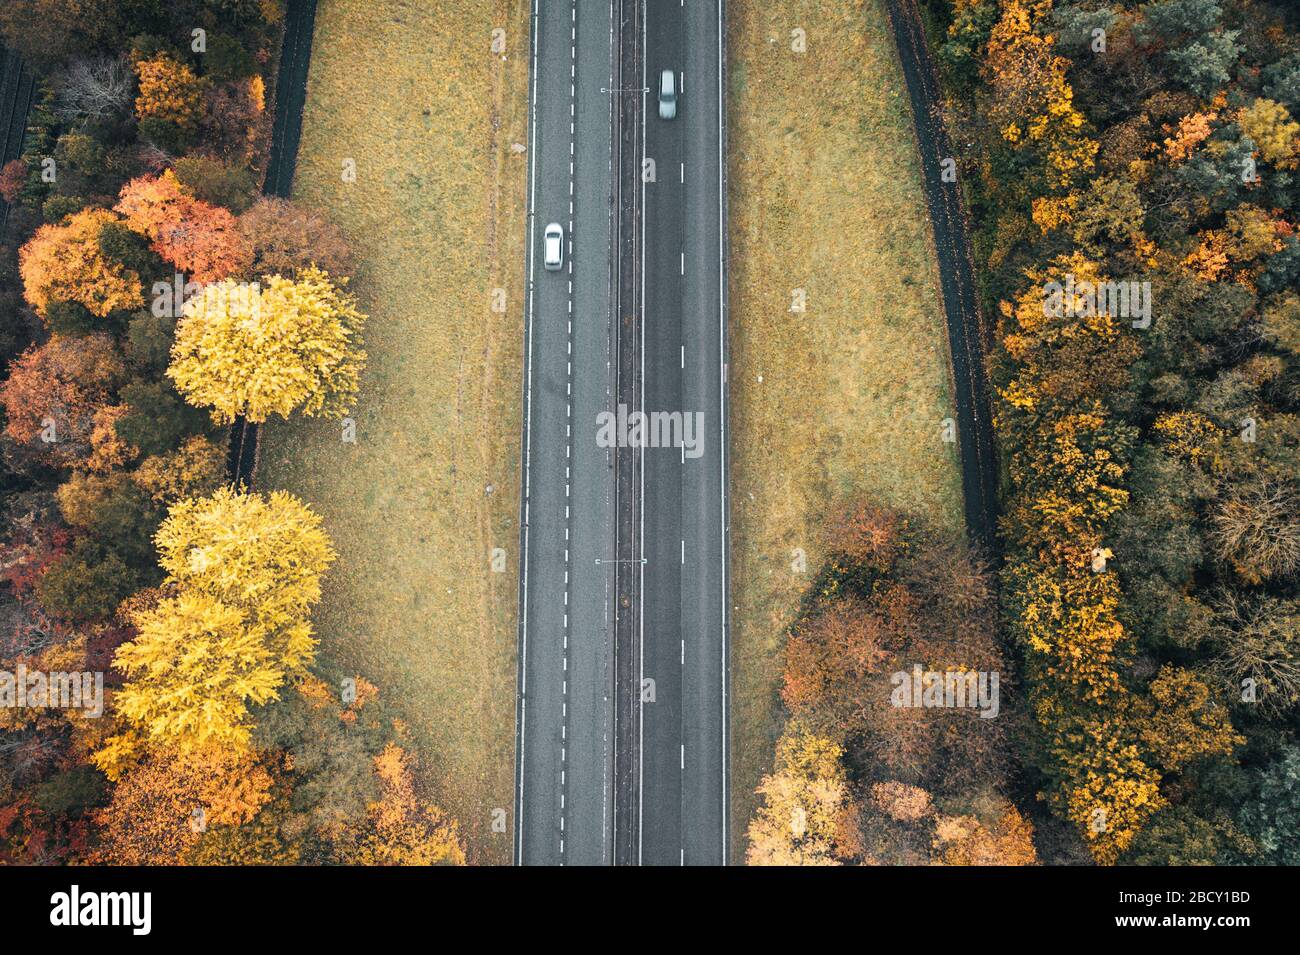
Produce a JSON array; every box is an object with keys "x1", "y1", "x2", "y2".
[{"x1": 516, "y1": 0, "x2": 727, "y2": 867}]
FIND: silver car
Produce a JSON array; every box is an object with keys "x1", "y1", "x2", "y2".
[
  {"x1": 658, "y1": 69, "x2": 677, "y2": 120},
  {"x1": 543, "y1": 222, "x2": 564, "y2": 270}
]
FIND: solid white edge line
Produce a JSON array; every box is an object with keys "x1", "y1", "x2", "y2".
[
  {"x1": 717, "y1": 0, "x2": 729, "y2": 865},
  {"x1": 517, "y1": 0, "x2": 542, "y2": 867},
  {"x1": 637, "y1": 0, "x2": 647, "y2": 869}
]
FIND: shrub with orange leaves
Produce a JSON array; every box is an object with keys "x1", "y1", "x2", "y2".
[
  {"x1": 782, "y1": 597, "x2": 890, "y2": 717},
  {"x1": 824, "y1": 500, "x2": 904, "y2": 569},
  {"x1": 237, "y1": 197, "x2": 353, "y2": 280},
  {"x1": 336, "y1": 744, "x2": 466, "y2": 866},
  {"x1": 934, "y1": 805, "x2": 1038, "y2": 866},
  {"x1": 870, "y1": 781, "x2": 934, "y2": 822}
]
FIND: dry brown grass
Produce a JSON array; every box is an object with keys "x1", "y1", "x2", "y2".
[
  {"x1": 255, "y1": 0, "x2": 530, "y2": 864},
  {"x1": 727, "y1": 0, "x2": 965, "y2": 858}
]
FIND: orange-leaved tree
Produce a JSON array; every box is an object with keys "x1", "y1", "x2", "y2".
[
  {"x1": 116, "y1": 170, "x2": 251, "y2": 283},
  {"x1": 18, "y1": 208, "x2": 145, "y2": 319},
  {"x1": 93, "y1": 746, "x2": 273, "y2": 865},
  {"x1": 0, "y1": 334, "x2": 125, "y2": 468}
]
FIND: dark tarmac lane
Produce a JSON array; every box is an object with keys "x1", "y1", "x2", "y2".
[{"x1": 639, "y1": 0, "x2": 728, "y2": 866}]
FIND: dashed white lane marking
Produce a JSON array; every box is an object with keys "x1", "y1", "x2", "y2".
[{"x1": 557, "y1": 0, "x2": 579, "y2": 867}]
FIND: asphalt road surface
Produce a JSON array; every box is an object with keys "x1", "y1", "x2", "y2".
[
  {"x1": 515, "y1": 0, "x2": 728, "y2": 866},
  {"x1": 639, "y1": 0, "x2": 728, "y2": 866},
  {"x1": 516, "y1": 0, "x2": 618, "y2": 867}
]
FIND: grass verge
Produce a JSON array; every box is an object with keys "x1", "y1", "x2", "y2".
[
  {"x1": 727, "y1": 0, "x2": 965, "y2": 858},
  {"x1": 256, "y1": 0, "x2": 530, "y2": 864}
]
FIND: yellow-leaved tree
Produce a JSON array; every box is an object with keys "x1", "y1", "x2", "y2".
[
  {"x1": 1237, "y1": 98, "x2": 1300, "y2": 168},
  {"x1": 95, "y1": 488, "x2": 335, "y2": 776},
  {"x1": 109, "y1": 592, "x2": 280, "y2": 754},
  {"x1": 746, "y1": 728, "x2": 855, "y2": 866},
  {"x1": 154, "y1": 486, "x2": 335, "y2": 641},
  {"x1": 984, "y1": 0, "x2": 1097, "y2": 189},
  {"x1": 168, "y1": 266, "x2": 366, "y2": 423},
  {"x1": 132, "y1": 52, "x2": 204, "y2": 129}
]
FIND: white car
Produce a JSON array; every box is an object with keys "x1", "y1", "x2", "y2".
[
  {"x1": 658, "y1": 69, "x2": 677, "y2": 120},
  {"x1": 543, "y1": 222, "x2": 564, "y2": 270}
]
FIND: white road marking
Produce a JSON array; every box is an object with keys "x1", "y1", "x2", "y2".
[
  {"x1": 558, "y1": 0, "x2": 580, "y2": 865},
  {"x1": 515, "y1": 0, "x2": 542, "y2": 867},
  {"x1": 602, "y1": 0, "x2": 617, "y2": 867}
]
